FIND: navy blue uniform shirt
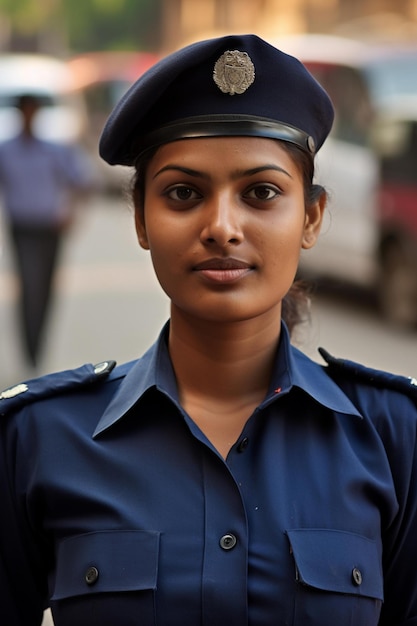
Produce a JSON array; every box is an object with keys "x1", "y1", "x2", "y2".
[{"x1": 1, "y1": 322, "x2": 417, "y2": 625}]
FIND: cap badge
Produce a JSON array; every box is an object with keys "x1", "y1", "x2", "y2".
[{"x1": 213, "y1": 49, "x2": 255, "y2": 95}]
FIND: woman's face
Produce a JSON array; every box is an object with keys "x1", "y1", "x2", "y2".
[{"x1": 136, "y1": 136, "x2": 324, "y2": 325}]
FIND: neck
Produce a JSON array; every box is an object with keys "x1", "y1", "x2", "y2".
[
  {"x1": 168, "y1": 307, "x2": 283, "y2": 458},
  {"x1": 168, "y1": 307, "x2": 282, "y2": 402}
]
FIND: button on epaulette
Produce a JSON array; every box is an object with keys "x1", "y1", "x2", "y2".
[
  {"x1": 319, "y1": 347, "x2": 417, "y2": 398},
  {"x1": 0, "y1": 360, "x2": 117, "y2": 416}
]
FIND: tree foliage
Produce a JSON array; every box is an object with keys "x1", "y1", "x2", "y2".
[
  {"x1": 0, "y1": 0, "x2": 161, "y2": 53},
  {"x1": 0, "y1": 0, "x2": 56, "y2": 32}
]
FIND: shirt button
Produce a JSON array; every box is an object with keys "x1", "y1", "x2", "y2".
[
  {"x1": 237, "y1": 437, "x2": 249, "y2": 452},
  {"x1": 352, "y1": 567, "x2": 363, "y2": 586},
  {"x1": 85, "y1": 566, "x2": 99, "y2": 585},
  {"x1": 220, "y1": 533, "x2": 237, "y2": 550}
]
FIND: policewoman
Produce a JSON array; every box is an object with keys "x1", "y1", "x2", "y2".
[{"x1": 1, "y1": 34, "x2": 417, "y2": 626}]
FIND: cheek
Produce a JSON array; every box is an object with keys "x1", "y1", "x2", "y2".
[
  {"x1": 145, "y1": 206, "x2": 199, "y2": 260},
  {"x1": 259, "y1": 213, "x2": 306, "y2": 262},
  {"x1": 144, "y1": 218, "x2": 187, "y2": 284},
  {"x1": 143, "y1": 211, "x2": 171, "y2": 251}
]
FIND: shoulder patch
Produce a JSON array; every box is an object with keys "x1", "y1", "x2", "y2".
[
  {"x1": 0, "y1": 360, "x2": 117, "y2": 416},
  {"x1": 319, "y1": 347, "x2": 417, "y2": 398}
]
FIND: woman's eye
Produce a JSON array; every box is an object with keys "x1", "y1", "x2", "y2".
[
  {"x1": 167, "y1": 186, "x2": 201, "y2": 201},
  {"x1": 245, "y1": 185, "x2": 280, "y2": 201}
]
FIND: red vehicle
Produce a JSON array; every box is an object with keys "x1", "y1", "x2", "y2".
[{"x1": 373, "y1": 104, "x2": 417, "y2": 324}]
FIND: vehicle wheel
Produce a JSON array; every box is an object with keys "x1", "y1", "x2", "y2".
[{"x1": 378, "y1": 242, "x2": 417, "y2": 328}]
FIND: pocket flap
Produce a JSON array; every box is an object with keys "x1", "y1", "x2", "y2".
[
  {"x1": 52, "y1": 530, "x2": 160, "y2": 600},
  {"x1": 286, "y1": 529, "x2": 383, "y2": 600}
]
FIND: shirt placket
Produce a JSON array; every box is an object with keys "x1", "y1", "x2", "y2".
[{"x1": 200, "y1": 451, "x2": 249, "y2": 626}]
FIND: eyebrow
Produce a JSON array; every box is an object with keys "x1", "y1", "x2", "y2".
[
  {"x1": 152, "y1": 164, "x2": 293, "y2": 180},
  {"x1": 153, "y1": 165, "x2": 206, "y2": 180},
  {"x1": 242, "y1": 165, "x2": 293, "y2": 179}
]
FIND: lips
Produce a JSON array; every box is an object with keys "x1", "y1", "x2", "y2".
[
  {"x1": 193, "y1": 258, "x2": 252, "y2": 271},
  {"x1": 193, "y1": 257, "x2": 253, "y2": 284}
]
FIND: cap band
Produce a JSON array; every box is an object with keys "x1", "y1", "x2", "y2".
[{"x1": 134, "y1": 114, "x2": 315, "y2": 161}]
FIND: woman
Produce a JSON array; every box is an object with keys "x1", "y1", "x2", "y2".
[{"x1": 1, "y1": 34, "x2": 417, "y2": 625}]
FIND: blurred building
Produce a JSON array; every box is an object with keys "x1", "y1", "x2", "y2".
[{"x1": 160, "y1": 0, "x2": 417, "y2": 51}]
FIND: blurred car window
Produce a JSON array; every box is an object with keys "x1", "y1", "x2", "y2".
[{"x1": 307, "y1": 63, "x2": 373, "y2": 145}]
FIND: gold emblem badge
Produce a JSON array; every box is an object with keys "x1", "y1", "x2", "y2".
[
  {"x1": 213, "y1": 50, "x2": 255, "y2": 95},
  {"x1": 0, "y1": 383, "x2": 28, "y2": 400}
]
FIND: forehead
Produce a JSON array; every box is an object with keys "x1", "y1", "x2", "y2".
[{"x1": 147, "y1": 136, "x2": 301, "y2": 173}]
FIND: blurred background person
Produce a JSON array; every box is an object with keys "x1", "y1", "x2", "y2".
[{"x1": 0, "y1": 93, "x2": 94, "y2": 369}]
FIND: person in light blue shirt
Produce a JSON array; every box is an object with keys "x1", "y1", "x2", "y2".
[
  {"x1": 0, "y1": 93, "x2": 93, "y2": 367},
  {"x1": 1, "y1": 34, "x2": 417, "y2": 625}
]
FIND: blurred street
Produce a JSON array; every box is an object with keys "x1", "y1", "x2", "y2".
[
  {"x1": 1, "y1": 191, "x2": 416, "y2": 390},
  {"x1": 0, "y1": 192, "x2": 169, "y2": 388}
]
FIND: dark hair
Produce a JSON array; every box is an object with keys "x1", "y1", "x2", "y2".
[
  {"x1": 15, "y1": 93, "x2": 47, "y2": 110},
  {"x1": 131, "y1": 140, "x2": 326, "y2": 336},
  {"x1": 275, "y1": 142, "x2": 326, "y2": 335}
]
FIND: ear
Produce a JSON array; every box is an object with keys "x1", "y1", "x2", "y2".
[
  {"x1": 134, "y1": 210, "x2": 150, "y2": 250},
  {"x1": 302, "y1": 192, "x2": 326, "y2": 250}
]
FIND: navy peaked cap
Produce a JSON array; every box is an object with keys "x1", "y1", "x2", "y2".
[{"x1": 99, "y1": 33, "x2": 334, "y2": 166}]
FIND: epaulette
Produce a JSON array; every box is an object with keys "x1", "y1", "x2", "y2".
[
  {"x1": 319, "y1": 347, "x2": 417, "y2": 398},
  {"x1": 0, "y1": 360, "x2": 117, "y2": 416}
]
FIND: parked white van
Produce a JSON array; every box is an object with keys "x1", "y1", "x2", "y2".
[{"x1": 273, "y1": 35, "x2": 417, "y2": 327}]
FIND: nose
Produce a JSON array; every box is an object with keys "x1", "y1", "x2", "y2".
[{"x1": 200, "y1": 194, "x2": 244, "y2": 247}]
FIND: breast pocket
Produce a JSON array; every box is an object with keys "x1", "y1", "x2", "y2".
[
  {"x1": 286, "y1": 529, "x2": 383, "y2": 626},
  {"x1": 50, "y1": 530, "x2": 160, "y2": 626}
]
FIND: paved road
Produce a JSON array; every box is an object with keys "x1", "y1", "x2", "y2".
[{"x1": 1, "y1": 193, "x2": 416, "y2": 626}]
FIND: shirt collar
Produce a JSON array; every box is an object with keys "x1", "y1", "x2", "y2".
[
  {"x1": 93, "y1": 321, "x2": 361, "y2": 438},
  {"x1": 261, "y1": 323, "x2": 362, "y2": 418},
  {"x1": 93, "y1": 322, "x2": 176, "y2": 437}
]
